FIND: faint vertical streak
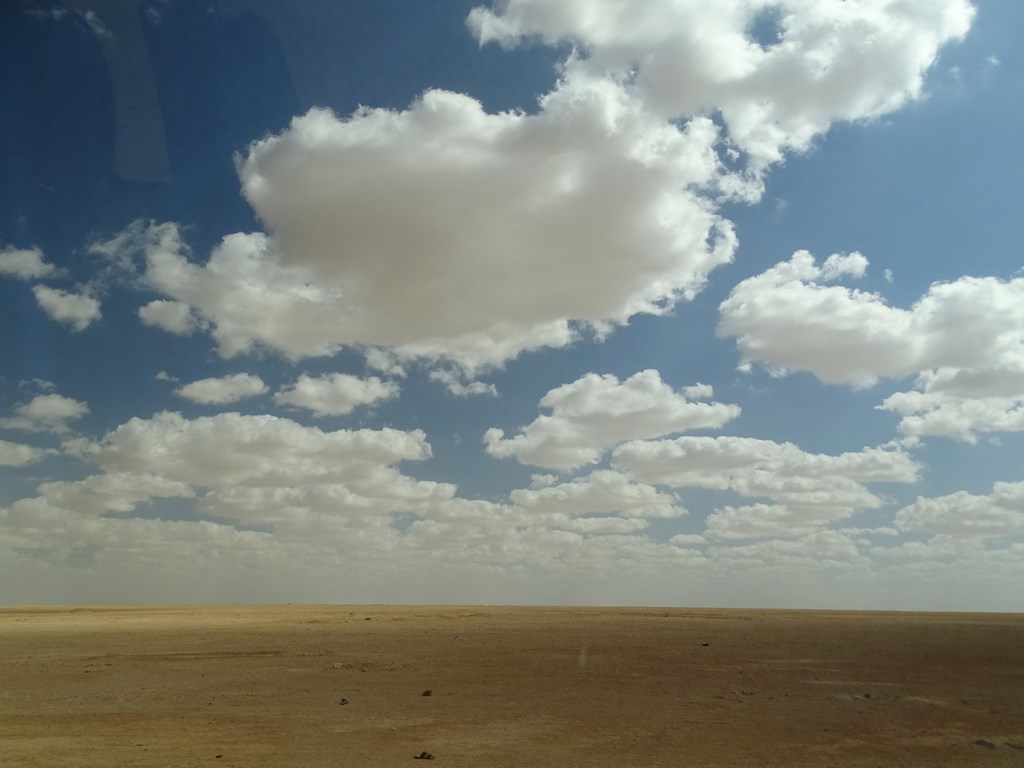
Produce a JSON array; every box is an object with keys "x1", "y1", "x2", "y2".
[{"x1": 71, "y1": 0, "x2": 172, "y2": 183}]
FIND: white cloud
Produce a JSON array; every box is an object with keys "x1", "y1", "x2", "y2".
[
  {"x1": 0, "y1": 394, "x2": 89, "y2": 434},
  {"x1": 273, "y1": 373, "x2": 399, "y2": 416},
  {"x1": 614, "y1": 435, "x2": 919, "y2": 537},
  {"x1": 468, "y1": 0, "x2": 974, "y2": 168},
  {"x1": 0, "y1": 246, "x2": 56, "y2": 279},
  {"x1": 196, "y1": 480, "x2": 459, "y2": 547},
  {"x1": 682, "y1": 383, "x2": 714, "y2": 400},
  {"x1": 174, "y1": 374, "x2": 268, "y2": 406},
  {"x1": 88, "y1": 218, "x2": 164, "y2": 271},
  {"x1": 876, "y1": 387, "x2": 1024, "y2": 442},
  {"x1": 47, "y1": 411, "x2": 455, "y2": 539},
  {"x1": 364, "y1": 348, "x2": 407, "y2": 378},
  {"x1": 510, "y1": 469, "x2": 686, "y2": 519},
  {"x1": 895, "y1": 481, "x2": 1024, "y2": 538},
  {"x1": 138, "y1": 300, "x2": 200, "y2": 335},
  {"x1": 64, "y1": 411, "x2": 432, "y2": 489},
  {"x1": 484, "y1": 370, "x2": 740, "y2": 470},
  {"x1": 428, "y1": 369, "x2": 498, "y2": 397},
  {"x1": 614, "y1": 435, "x2": 919, "y2": 487},
  {"x1": 718, "y1": 250, "x2": 907, "y2": 387},
  {"x1": 719, "y1": 250, "x2": 1024, "y2": 440},
  {"x1": 0, "y1": 439, "x2": 51, "y2": 467},
  {"x1": 136, "y1": 77, "x2": 735, "y2": 369},
  {"x1": 32, "y1": 285, "x2": 101, "y2": 331},
  {"x1": 12, "y1": 473, "x2": 194, "y2": 518}
]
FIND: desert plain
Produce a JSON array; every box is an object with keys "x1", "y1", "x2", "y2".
[{"x1": 1, "y1": 605, "x2": 1022, "y2": 767}]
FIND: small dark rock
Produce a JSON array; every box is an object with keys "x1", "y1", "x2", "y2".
[
  {"x1": 339, "y1": 698, "x2": 349, "y2": 705},
  {"x1": 422, "y1": 689, "x2": 432, "y2": 697},
  {"x1": 973, "y1": 739, "x2": 997, "y2": 750},
  {"x1": 701, "y1": 642, "x2": 710, "y2": 647},
  {"x1": 414, "y1": 751, "x2": 435, "y2": 759}
]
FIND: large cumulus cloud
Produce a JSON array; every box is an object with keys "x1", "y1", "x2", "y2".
[{"x1": 138, "y1": 80, "x2": 734, "y2": 370}]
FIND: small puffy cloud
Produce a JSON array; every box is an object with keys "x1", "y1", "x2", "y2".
[
  {"x1": 718, "y1": 250, "x2": 907, "y2": 387},
  {"x1": 273, "y1": 373, "x2": 399, "y2": 417},
  {"x1": 510, "y1": 470, "x2": 686, "y2": 520},
  {"x1": 820, "y1": 251, "x2": 868, "y2": 281},
  {"x1": 174, "y1": 374, "x2": 268, "y2": 406},
  {"x1": 364, "y1": 349, "x2": 407, "y2": 378},
  {"x1": 428, "y1": 369, "x2": 497, "y2": 397},
  {"x1": 64, "y1": 411, "x2": 431, "y2": 488},
  {"x1": 895, "y1": 481, "x2": 1024, "y2": 539},
  {"x1": 484, "y1": 370, "x2": 740, "y2": 470},
  {"x1": 0, "y1": 438, "x2": 52, "y2": 467},
  {"x1": 138, "y1": 300, "x2": 200, "y2": 335},
  {"x1": 878, "y1": 372, "x2": 1024, "y2": 443},
  {"x1": 719, "y1": 250, "x2": 1024, "y2": 440},
  {"x1": 1, "y1": 394, "x2": 89, "y2": 434},
  {"x1": 614, "y1": 435, "x2": 918, "y2": 538},
  {"x1": 32, "y1": 285, "x2": 101, "y2": 331},
  {"x1": 469, "y1": 0, "x2": 974, "y2": 168},
  {"x1": 880, "y1": 387, "x2": 1024, "y2": 442},
  {"x1": 682, "y1": 383, "x2": 714, "y2": 400},
  {"x1": 0, "y1": 246, "x2": 56, "y2": 279}
]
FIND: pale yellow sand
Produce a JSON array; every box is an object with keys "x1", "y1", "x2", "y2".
[{"x1": 2, "y1": 605, "x2": 1022, "y2": 767}]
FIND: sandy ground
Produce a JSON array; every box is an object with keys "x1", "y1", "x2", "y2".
[{"x1": 1, "y1": 606, "x2": 1022, "y2": 767}]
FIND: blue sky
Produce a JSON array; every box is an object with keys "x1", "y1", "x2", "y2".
[{"x1": 1, "y1": 0, "x2": 1022, "y2": 608}]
